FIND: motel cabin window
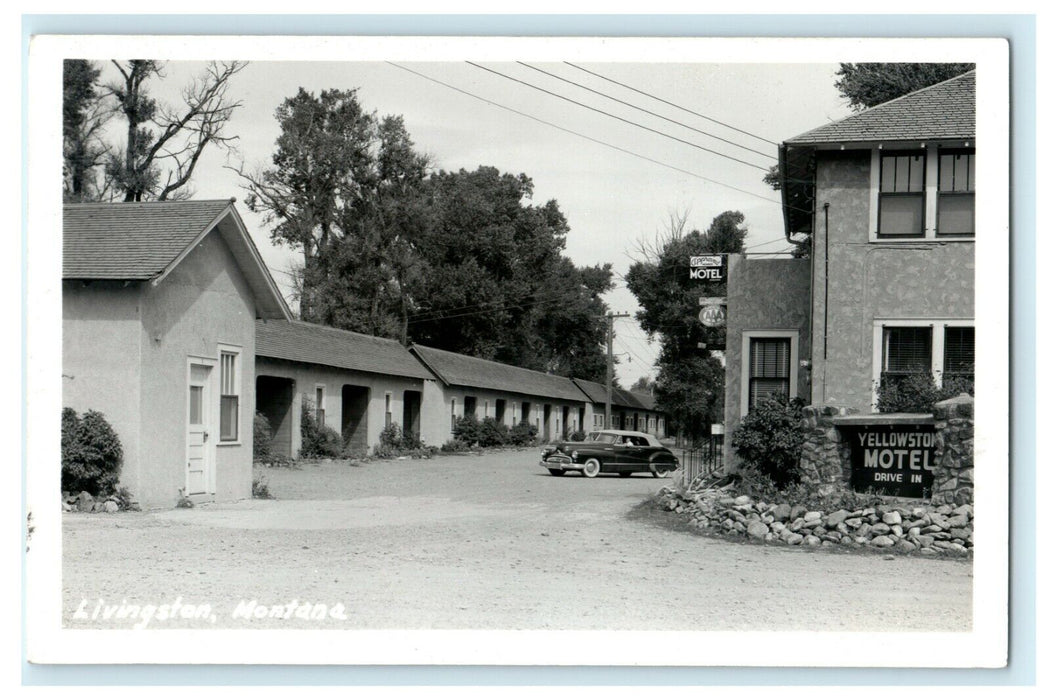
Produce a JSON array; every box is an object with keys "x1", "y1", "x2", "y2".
[
  {"x1": 384, "y1": 393, "x2": 392, "y2": 428},
  {"x1": 450, "y1": 399, "x2": 457, "y2": 431},
  {"x1": 937, "y1": 149, "x2": 975, "y2": 237},
  {"x1": 748, "y1": 338, "x2": 791, "y2": 411},
  {"x1": 314, "y1": 386, "x2": 326, "y2": 427},
  {"x1": 464, "y1": 396, "x2": 476, "y2": 418},
  {"x1": 219, "y1": 350, "x2": 239, "y2": 442},
  {"x1": 878, "y1": 152, "x2": 926, "y2": 238}
]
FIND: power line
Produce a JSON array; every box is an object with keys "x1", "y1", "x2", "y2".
[
  {"x1": 516, "y1": 61, "x2": 776, "y2": 162},
  {"x1": 465, "y1": 61, "x2": 770, "y2": 172},
  {"x1": 563, "y1": 62, "x2": 780, "y2": 147},
  {"x1": 386, "y1": 62, "x2": 801, "y2": 213}
]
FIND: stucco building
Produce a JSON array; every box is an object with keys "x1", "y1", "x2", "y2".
[
  {"x1": 571, "y1": 378, "x2": 666, "y2": 437},
  {"x1": 724, "y1": 71, "x2": 976, "y2": 467},
  {"x1": 254, "y1": 319, "x2": 441, "y2": 457},
  {"x1": 63, "y1": 200, "x2": 291, "y2": 507}
]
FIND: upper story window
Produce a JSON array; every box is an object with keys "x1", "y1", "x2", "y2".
[
  {"x1": 872, "y1": 146, "x2": 974, "y2": 241},
  {"x1": 878, "y1": 152, "x2": 926, "y2": 238},
  {"x1": 937, "y1": 149, "x2": 975, "y2": 237}
]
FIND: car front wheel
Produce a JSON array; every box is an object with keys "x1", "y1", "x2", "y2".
[
  {"x1": 581, "y1": 458, "x2": 601, "y2": 478},
  {"x1": 649, "y1": 463, "x2": 672, "y2": 478}
]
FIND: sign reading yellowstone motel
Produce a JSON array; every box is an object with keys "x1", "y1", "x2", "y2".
[{"x1": 842, "y1": 423, "x2": 937, "y2": 499}]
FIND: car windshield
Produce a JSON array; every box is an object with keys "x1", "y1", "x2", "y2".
[{"x1": 586, "y1": 432, "x2": 618, "y2": 444}]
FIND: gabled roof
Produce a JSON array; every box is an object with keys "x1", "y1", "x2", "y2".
[
  {"x1": 410, "y1": 345, "x2": 589, "y2": 403},
  {"x1": 64, "y1": 199, "x2": 290, "y2": 319},
  {"x1": 571, "y1": 378, "x2": 654, "y2": 411},
  {"x1": 786, "y1": 70, "x2": 975, "y2": 146},
  {"x1": 256, "y1": 320, "x2": 434, "y2": 381}
]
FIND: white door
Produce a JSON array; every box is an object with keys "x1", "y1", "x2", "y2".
[{"x1": 187, "y1": 364, "x2": 212, "y2": 495}]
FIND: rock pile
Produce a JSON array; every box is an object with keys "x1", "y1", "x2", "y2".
[
  {"x1": 657, "y1": 487, "x2": 973, "y2": 557},
  {"x1": 61, "y1": 491, "x2": 135, "y2": 513}
]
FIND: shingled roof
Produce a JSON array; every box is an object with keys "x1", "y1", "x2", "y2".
[
  {"x1": 256, "y1": 320, "x2": 434, "y2": 380},
  {"x1": 64, "y1": 199, "x2": 290, "y2": 319},
  {"x1": 786, "y1": 70, "x2": 975, "y2": 145},
  {"x1": 410, "y1": 345, "x2": 589, "y2": 403},
  {"x1": 571, "y1": 378, "x2": 652, "y2": 410}
]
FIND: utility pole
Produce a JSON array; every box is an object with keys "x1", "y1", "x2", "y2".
[{"x1": 605, "y1": 312, "x2": 630, "y2": 429}]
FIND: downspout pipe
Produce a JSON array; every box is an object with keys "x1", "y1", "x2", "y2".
[{"x1": 822, "y1": 202, "x2": 830, "y2": 404}]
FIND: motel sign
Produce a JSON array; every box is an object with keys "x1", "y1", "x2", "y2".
[
  {"x1": 688, "y1": 255, "x2": 726, "y2": 281},
  {"x1": 842, "y1": 424, "x2": 937, "y2": 499}
]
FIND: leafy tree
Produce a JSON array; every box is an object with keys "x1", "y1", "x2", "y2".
[
  {"x1": 106, "y1": 60, "x2": 246, "y2": 201},
  {"x1": 63, "y1": 59, "x2": 111, "y2": 202},
  {"x1": 626, "y1": 211, "x2": 747, "y2": 439},
  {"x1": 630, "y1": 376, "x2": 654, "y2": 394},
  {"x1": 834, "y1": 63, "x2": 975, "y2": 112}
]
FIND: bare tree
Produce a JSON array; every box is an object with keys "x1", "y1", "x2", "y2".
[{"x1": 105, "y1": 60, "x2": 246, "y2": 201}]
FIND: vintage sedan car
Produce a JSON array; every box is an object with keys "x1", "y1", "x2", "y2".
[{"x1": 539, "y1": 429, "x2": 679, "y2": 478}]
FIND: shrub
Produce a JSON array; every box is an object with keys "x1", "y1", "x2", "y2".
[
  {"x1": 300, "y1": 403, "x2": 343, "y2": 458},
  {"x1": 252, "y1": 476, "x2": 274, "y2": 499},
  {"x1": 876, "y1": 372, "x2": 974, "y2": 413},
  {"x1": 61, "y1": 408, "x2": 123, "y2": 496},
  {"x1": 253, "y1": 412, "x2": 274, "y2": 461},
  {"x1": 453, "y1": 415, "x2": 483, "y2": 446},
  {"x1": 568, "y1": 430, "x2": 587, "y2": 442},
  {"x1": 478, "y1": 417, "x2": 509, "y2": 447},
  {"x1": 509, "y1": 421, "x2": 538, "y2": 446},
  {"x1": 440, "y1": 438, "x2": 471, "y2": 453},
  {"x1": 733, "y1": 465, "x2": 886, "y2": 513},
  {"x1": 730, "y1": 394, "x2": 806, "y2": 488}
]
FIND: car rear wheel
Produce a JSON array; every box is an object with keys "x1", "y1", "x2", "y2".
[
  {"x1": 650, "y1": 463, "x2": 672, "y2": 478},
  {"x1": 581, "y1": 458, "x2": 601, "y2": 478},
  {"x1": 547, "y1": 468, "x2": 566, "y2": 476}
]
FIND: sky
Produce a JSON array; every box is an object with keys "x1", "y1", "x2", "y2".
[{"x1": 92, "y1": 58, "x2": 853, "y2": 387}]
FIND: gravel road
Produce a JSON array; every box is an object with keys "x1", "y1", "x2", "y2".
[{"x1": 63, "y1": 449, "x2": 972, "y2": 631}]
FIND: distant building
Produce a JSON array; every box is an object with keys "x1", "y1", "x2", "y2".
[
  {"x1": 571, "y1": 379, "x2": 666, "y2": 437},
  {"x1": 63, "y1": 200, "x2": 290, "y2": 507},
  {"x1": 724, "y1": 71, "x2": 976, "y2": 468}
]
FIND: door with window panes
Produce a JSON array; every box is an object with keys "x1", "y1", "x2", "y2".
[{"x1": 186, "y1": 364, "x2": 212, "y2": 495}]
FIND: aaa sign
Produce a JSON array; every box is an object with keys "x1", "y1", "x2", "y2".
[{"x1": 698, "y1": 305, "x2": 726, "y2": 327}]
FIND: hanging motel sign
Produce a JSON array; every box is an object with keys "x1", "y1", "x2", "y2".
[{"x1": 688, "y1": 254, "x2": 726, "y2": 282}]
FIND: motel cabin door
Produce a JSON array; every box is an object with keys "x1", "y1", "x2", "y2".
[{"x1": 186, "y1": 364, "x2": 213, "y2": 496}]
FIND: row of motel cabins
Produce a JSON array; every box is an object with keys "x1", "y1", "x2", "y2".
[
  {"x1": 62, "y1": 197, "x2": 663, "y2": 507},
  {"x1": 61, "y1": 69, "x2": 975, "y2": 507}
]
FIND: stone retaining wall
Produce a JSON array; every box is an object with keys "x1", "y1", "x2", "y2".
[
  {"x1": 798, "y1": 405, "x2": 855, "y2": 496},
  {"x1": 931, "y1": 394, "x2": 975, "y2": 506}
]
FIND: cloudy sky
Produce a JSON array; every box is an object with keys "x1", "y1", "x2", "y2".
[{"x1": 91, "y1": 56, "x2": 853, "y2": 385}]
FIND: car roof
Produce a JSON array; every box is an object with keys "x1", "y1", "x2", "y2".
[{"x1": 594, "y1": 429, "x2": 661, "y2": 441}]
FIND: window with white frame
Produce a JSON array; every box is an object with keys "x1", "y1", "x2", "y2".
[
  {"x1": 384, "y1": 393, "x2": 392, "y2": 428},
  {"x1": 937, "y1": 149, "x2": 975, "y2": 237},
  {"x1": 874, "y1": 321, "x2": 975, "y2": 403},
  {"x1": 219, "y1": 349, "x2": 240, "y2": 442},
  {"x1": 872, "y1": 146, "x2": 975, "y2": 240},
  {"x1": 740, "y1": 330, "x2": 799, "y2": 417}
]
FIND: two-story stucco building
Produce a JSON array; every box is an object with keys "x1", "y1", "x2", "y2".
[
  {"x1": 63, "y1": 200, "x2": 291, "y2": 507},
  {"x1": 724, "y1": 71, "x2": 976, "y2": 468}
]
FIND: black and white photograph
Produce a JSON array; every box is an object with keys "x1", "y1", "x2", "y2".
[{"x1": 24, "y1": 32, "x2": 1013, "y2": 669}]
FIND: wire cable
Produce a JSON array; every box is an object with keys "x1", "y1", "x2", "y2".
[
  {"x1": 563, "y1": 61, "x2": 780, "y2": 147},
  {"x1": 465, "y1": 61, "x2": 770, "y2": 171},
  {"x1": 517, "y1": 62, "x2": 776, "y2": 161}
]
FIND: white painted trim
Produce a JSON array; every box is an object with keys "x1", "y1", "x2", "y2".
[
  {"x1": 871, "y1": 319, "x2": 976, "y2": 410},
  {"x1": 216, "y1": 343, "x2": 243, "y2": 447},
  {"x1": 185, "y1": 356, "x2": 217, "y2": 498},
  {"x1": 868, "y1": 146, "x2": 976, "y2": 244},
  {"x1": 740, "y1": 330, "x2": 800, "y2": 418}
]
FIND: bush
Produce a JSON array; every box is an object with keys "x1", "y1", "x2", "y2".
[
  {"x1": 61, "y1": 408, "x2": 123, "y2": 496},
  {"x1": 509, "y1": 421, "x2": 538, "y2": 446},
  {"x1": 453, "y1": 415, "x2": 483, "y2": 446},
  {"x1": 730, "y1": 394, "x2": 806, "y2": 488},
  {"x1": 733, "y1": 465, "x2": 886, "y2": 513},
  {"x1": 440, "y1": 438, "x2": 471, "y2": 453},
  {"x1": 876, "y1": 372, "x2": 974, "y2": 413},
  {"x1": 252, "y1": 476, "x2": 274, "y2": 499},
  {"x1": 253, "y1": 412, "x2": 273, "y2": 461},
  {"x1": 300, "y1": 403, "x2": 343, "y2": 458},
  {"x1": 478, "y1": 417, "x2": 509, "y2": 447},
  {"x1": 568, "y1": 430, "x2": 587, "y2": 442}
]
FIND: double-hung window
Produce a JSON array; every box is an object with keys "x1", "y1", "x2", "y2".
[
  {"x1": 943, "y1": 326, "x2": 975, "y2": 385},
  {"x1": 874, "y1": 322, "x2": 975, "y2": 406},
  {"x1": 748, "y1": 338, "x2": 791, "y2": 411},
  {"x1": 219, "y1": 350, "x2": 239, "y2": 442},
  {"x1": 937, "y1": 149, "x2": 975, "y2": 237},
  {"x1": 881, "y1": 326, "x2": 933, "y2": 381},
  {"x1": 314, "y1": 386, "x2": 326, "y2": 427},
  {"x1": 877, "y1": 152, "x2": 926, "y2": 238}
]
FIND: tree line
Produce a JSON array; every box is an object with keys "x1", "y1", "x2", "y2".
[{"x1": 63, "y1": 62, "x2": 613, "y2": 382}]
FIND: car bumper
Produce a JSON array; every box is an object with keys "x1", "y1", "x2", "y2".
[{"x1": 540, "y1": 457, "x2": 577, "y2": 469}]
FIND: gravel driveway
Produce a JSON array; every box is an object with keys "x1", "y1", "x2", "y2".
[{"x1": 62, "y1": 449, "x2": 972, "y2": 631}]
